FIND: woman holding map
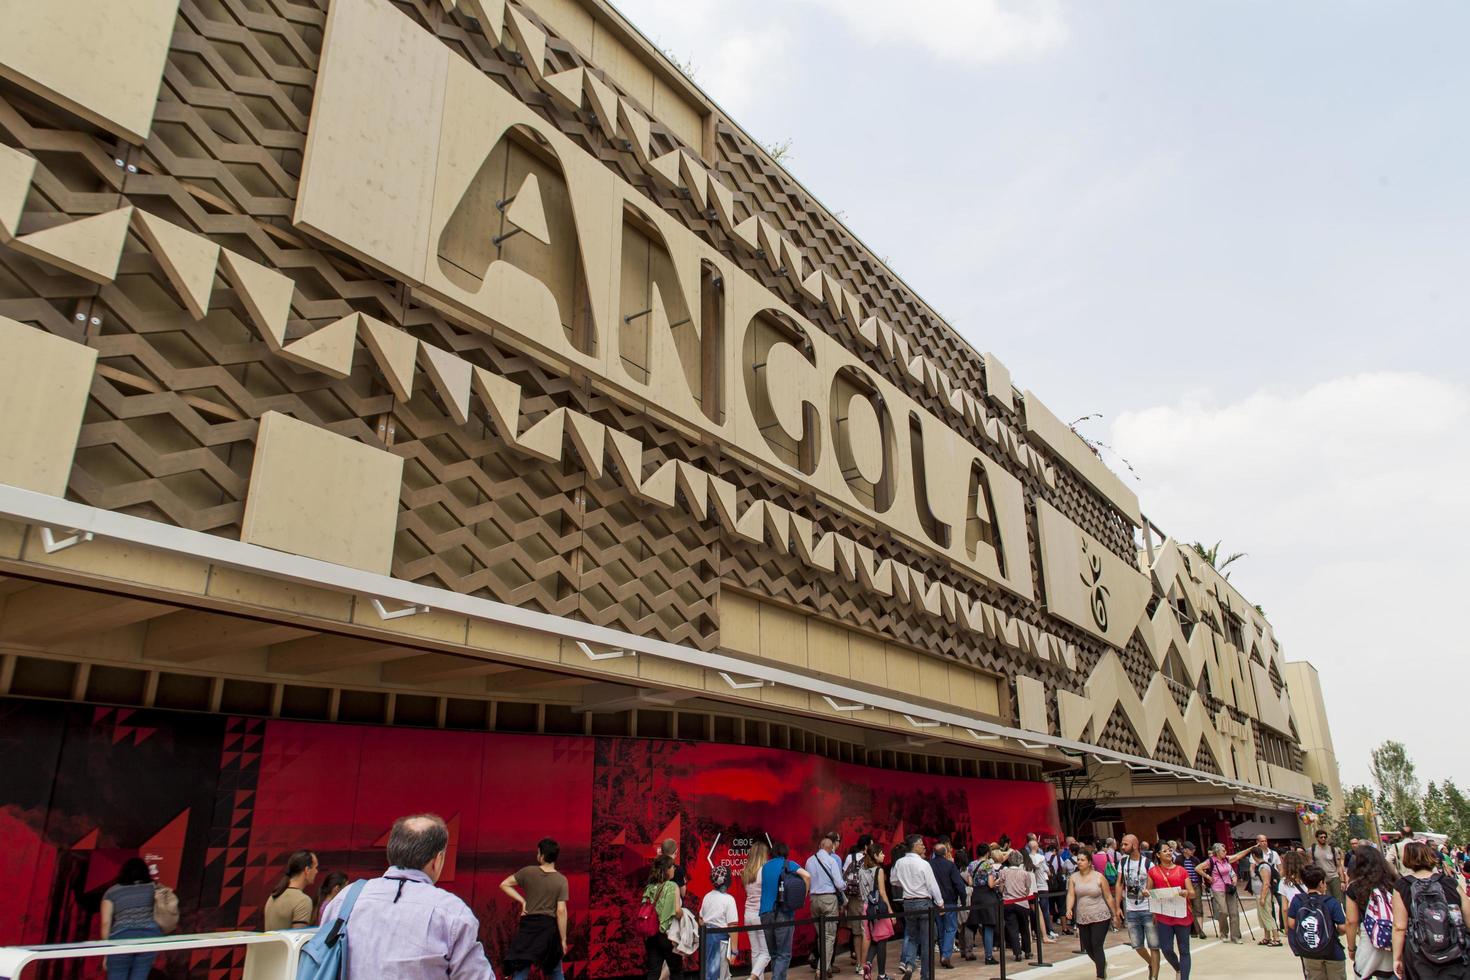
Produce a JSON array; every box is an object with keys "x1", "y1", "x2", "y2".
[{"x1": 1148, "y1": 843, "x2": 1197, "y2": 980}]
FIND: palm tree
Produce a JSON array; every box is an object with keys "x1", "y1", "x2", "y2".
[{"x1": 1190, "y1": 540, "x2": 1246, "y2": 578}]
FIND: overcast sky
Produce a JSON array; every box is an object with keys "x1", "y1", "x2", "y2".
[{"x1": 611, "y1": 0, "x2": 1470, "y2": 794}]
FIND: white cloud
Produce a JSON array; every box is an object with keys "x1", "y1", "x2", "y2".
[
  {"x1": 799, "y1": 0, "x2": 1069, "y2": 65},
  {"x1": 609, "y1": 0, "x2": 794, "y2": 118},
  {"x1": 698, "y1": 26, "x2": 795, "y2": 119},
  {"x1": 1110, "y1": 372, "x2": 1470, "y2": 793}
]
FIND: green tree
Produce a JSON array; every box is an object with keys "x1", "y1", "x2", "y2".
[
  {"x1": 1424, "y1": 781, "x2": 1450, "y2": 834},
  {"x1": 1442, "y1": 780, "x2": 1470, "y2": 844},
  {"x1": 1370, "y1": 740, "x2": 1424, "y2": 830},
  {"x1": 1313, "y1": 782, "x2": 1349, "y2": 849}
]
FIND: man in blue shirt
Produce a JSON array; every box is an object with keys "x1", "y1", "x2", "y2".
[
  {"x1": 805, "y1": 832, "x2": 845, "y2": 978},
  {"x1": 759, "y1": 842, "x2": 811, "y2": 980}
]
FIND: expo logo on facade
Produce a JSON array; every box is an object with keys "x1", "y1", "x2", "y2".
[{"x1": 1079, "y1": 539, "x2": 1110, "y2": 633}]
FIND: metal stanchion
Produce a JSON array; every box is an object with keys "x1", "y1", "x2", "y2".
[
  {"x1": 989, "y1": 909, "x2": 1008, "y2": 980},
  {"x1": 814, "y1": 912, "x2": 824, "y2": 980},
  {"x1": 1030, "y1": 901, "x2": 1052, "y2": 968},
  {"x1": 927, "y1": 905, "x2": 936, "y2": 980}
]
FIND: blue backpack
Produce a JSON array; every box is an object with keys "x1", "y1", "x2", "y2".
[
  {"x1": 297, "y1": 880, "x2": 365, "y2": 980},
  {"x1": 776, "y1": 861, "x2": 807, "y2": 913}
]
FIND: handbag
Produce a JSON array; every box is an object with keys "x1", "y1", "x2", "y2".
[
  {"x1": 1211, "y1": 858, "x2": 1236, "y2": 896},
  {"x1": 867, "y1": 915, "x2": 895, "y2": 943},
  {"x1": 152, "y1": 883, "x2": 180, "y2": 933},
  {"x1": 864, "y1": 868, "x2": 896, "y2": 942}
]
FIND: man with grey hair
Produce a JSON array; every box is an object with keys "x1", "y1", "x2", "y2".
[
  {"x1": 662, "y1": 838, "x2": 688, "y2": 899},
  {"x1": 320, "y1": 813, "x2": 494, "y2": 979},
  {"x1": 805, "y1": 831, "x2": 844, "y2": 978}
]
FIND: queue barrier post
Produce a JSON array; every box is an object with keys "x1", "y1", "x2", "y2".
[
  {"x1": 990, "y1": 910, "x2": 1007, "y2": 980},
  {"x1": 708, "y1": 908, "x2": 909, "y2": 980},
  {"x1": 1030, "y1": 900, "x2": 1052, "y2": 968},
  {"x1": 927, "y1": 905, "x2": 936, "y2": 980},
  {"x1": 815, "y1": 912, "x2": 825, "y2": 980}
]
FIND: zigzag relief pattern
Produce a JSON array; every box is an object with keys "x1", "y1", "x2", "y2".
[
  {"x1": 1081, "y1": 652, "x2": 1230, "y2": 774},
  {"x1": 1152, "y1": 725, "x2": 1189, "y2": 769},
  {"x1": 389, "y1": 389, "x2": 585, "y2": 616},
  {"x1": 578, "y1": 469, "x2": 720, "y2": 648},
  {"x1": 393, "y1": 0, "x2": 1147, "y2": 560},
  {"x1": 447, "y1": 0, "x2": 1062, "y2": 491},
  {"x1": 1095, "y1": 706, "x2": 1148, "y2": 758},
  {"x1": 0, "y1": 0, "x2": 1212, "y2": 768},
  {"x1": 1194, "y1": 740, "x2": 1224, "y2": 777},
  {"x1": 4, "y1": 104, "x2": 1091, "y2": 668},
  {"x1": 1143, "y1": 537, "x2": 1300, "y2": 740},
  {"x1": 0, "y1": 128, "x2": 719, "y2": 647},
  {"x1": 26, "y1": 166, "x2": 1077, "y2": 664}
]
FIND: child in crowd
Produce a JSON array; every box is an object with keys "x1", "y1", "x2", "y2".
[
  {"x1": 700, "y1": 866, "x2": 739, "y2": 980},
  {"x1": 1286, "y1": 865, "x2": 1348, "y2": 980}
]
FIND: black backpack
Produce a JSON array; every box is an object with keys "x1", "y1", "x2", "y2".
[
  {"x1": 1049, "y1": 853, "x2": 1072, "y2": 886},
  {"x1": 777, "y1": 863, "x2": 807, "y2": 913},
  {"x1": 1407, "y1": 874, "x2": 1469, "y2": 965},
  {"x1": 1288, "y1": 894, "x2": 1335, "y2": 960}
]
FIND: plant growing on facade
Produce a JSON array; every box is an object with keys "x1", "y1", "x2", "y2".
[
  {"x1": 1190, "y1": 540, "x2": 1246, "y2": 578},
  {"x1": 761, "y1": 137, "x2": 794, "y2": 163}
]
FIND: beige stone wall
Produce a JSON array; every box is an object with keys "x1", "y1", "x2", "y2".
[
  {"x1": 721, "y1": 591, "x2": 1005, "y2": 720},
  {"x1": 1284, "y1": 661, "x2": 1344, "y2": 815}
]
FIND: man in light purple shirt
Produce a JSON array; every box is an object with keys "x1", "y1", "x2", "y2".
[{"x1": 320, "y1": 813, "x2": 495, "y2": 979}]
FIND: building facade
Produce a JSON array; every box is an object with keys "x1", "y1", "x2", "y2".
[{"x1": 0, "y1": 0, "x2": 1333, "y2": 972}]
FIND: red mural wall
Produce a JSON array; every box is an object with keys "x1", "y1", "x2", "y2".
[{"x1": 0, "y1": 698, "x2": 1057, "y2": 979}]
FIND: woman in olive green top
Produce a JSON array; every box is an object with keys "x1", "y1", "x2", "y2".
[{"x1": 643, "y1": 855, "x2": 684, "y2": 980}]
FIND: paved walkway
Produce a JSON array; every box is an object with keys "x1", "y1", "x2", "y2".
[
  {"x1": 827, "y1": 909, "x2": 1305, "y2": 980},
  {"x1": 822, "y1": 938, "x2": 1309, "y2": 980},
  {"x1": 1002, "y1": 939, "x2": 1307, "y2": 978},
  {"x1": 824, "y1": 937, "x2": 1307, "y2": 980},
  {"x1": 916, "y1": 935, "x2": 1306, "y2": 980}
]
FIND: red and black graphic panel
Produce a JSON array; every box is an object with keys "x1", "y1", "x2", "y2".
[
  {"x1": 0, "y1": 699, "x2": 68, "y2": 945},
  {"x1": 0, "y1": 698, "x2": 1055, "y2": 980},
  {"x1": 240, "y1": 721, "x2": 594, "y2": 977},
  {"x1": 587, "y1": 738, "x2": 1059, "y2": 978},
  {"x1": 0, "y1": 702, "x2": 224, "y2": 961}
]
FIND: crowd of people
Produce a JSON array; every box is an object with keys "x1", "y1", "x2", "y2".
[
  {"x1": 699, "y1": 824, "x2": 1470, "y2": 980},
  {"x1": 91, "y1": 813, "x2": 1470, "y2": 980}
]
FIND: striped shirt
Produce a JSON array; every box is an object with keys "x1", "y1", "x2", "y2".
[{"x1": 104, "y1": 883, "x2": 157, "y2": 935}]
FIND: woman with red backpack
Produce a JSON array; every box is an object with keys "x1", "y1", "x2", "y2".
[{"x1": 640, "y1": 856, "x2": 685, "y2": 980}]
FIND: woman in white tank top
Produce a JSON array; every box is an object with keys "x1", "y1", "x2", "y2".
[{"x1": 743, "y1": 842, "x2": 771, "y2": 980}]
